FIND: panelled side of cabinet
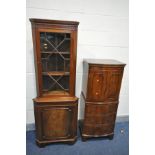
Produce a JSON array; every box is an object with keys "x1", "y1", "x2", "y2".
[
  {"x1": 80, "y1": 59, "x2": 125, "y2": 141},
  {"x1": 30, "y1": 19, "x2": 79, "y2": 147}
]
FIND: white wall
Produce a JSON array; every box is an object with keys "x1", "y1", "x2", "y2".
[{"x1": 26, "y1": 0, "x2": 129, "y2": 124}]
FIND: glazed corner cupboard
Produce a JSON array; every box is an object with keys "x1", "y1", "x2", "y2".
[
  {"x1": 30, "y1": 18, "x2": 79, "y2": 147},
  {"x1": 79, "y1": 59, "x2": 125, "y2": 141}
]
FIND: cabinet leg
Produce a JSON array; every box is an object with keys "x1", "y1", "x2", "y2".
[
  {"x1": 36, "y1": 141, "x2": 46, "y2": 148},
  {"x1": 82, "y1": 136, "x2": 87, "y2": 142},
  {"x1": 108, "y1": 134, "x2": 114, "y2": 140},
  {"x1": 67, "y1": 140, "x2": 76, "y2": 145}
]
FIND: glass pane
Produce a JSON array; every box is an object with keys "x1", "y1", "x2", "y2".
[{"x1": 40, "y1": 32, "x2": 70, "y2": 95}]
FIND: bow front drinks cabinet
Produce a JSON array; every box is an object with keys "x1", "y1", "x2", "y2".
[
  {"x1": 79, "y1": 59, "x2": 125, "y2": 141},
  {"x1": 30, "y1": 19, "x2": 79, "y2": 147}
]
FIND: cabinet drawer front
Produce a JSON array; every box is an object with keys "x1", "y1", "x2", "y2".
[
  {"x1": 85, "y1": 103, "x2": 118, "y2": 116},
  {"x1": 84, "y1": 113, "x2": 116, "y2": 124},
  {"x1": 83, "y1": 124, "x2": 114, "y2": 136}
]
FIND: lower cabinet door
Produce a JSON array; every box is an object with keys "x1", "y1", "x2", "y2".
[
  {"x1": 34, "y1": 103, "x2": 77, "y2": 141},
  {"x1": 42, "y1": 107, "x2": 72, "y2": 139}
]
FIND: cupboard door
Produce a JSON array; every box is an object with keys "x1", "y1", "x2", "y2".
[
  {"x1": 87, "y1": 70, "x2": 110, "y2": 101},
  {"x1": 87, "y1": 69, "x2": 123, "y2": 101},
  {"x1": 39, "y1": 32, "x2": 71, "y2": 96},
  {"x1": 88, "y1": 72, "x2": 103, "y2": 101},
  {"x1": 41, "y1": 107, "x2": 72, "y2": 139},
  {"x1": 108, "y1": 70, "x2": 123, "y2": 100}
]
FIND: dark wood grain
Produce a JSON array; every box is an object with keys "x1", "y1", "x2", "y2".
[
  {"x1": 30, "y1": 19, "x2": 79, "y2": 147},
  {"x1": 34, "y1": 97, "x2": 78, "y2": 145},
  {"x1": 30, "y1": 18, "x2": 79, "y2": 26},
  {"x1": 80, "y1": 59, "x2": 125, "y2": 141}
]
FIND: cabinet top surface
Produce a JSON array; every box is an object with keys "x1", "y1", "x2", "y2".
[
  {"x1": 29, "y1": 18, "x2": 79, "y2": 25},
  {"x1": 33, "y1": 96, "x2": 78, "y2": 103},
  {"x1": 83, "y1": 59, "x2": 126, "y2": 66}
]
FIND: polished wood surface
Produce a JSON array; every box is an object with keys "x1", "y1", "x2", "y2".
[
  {"x1": 30, "y1": 19, "x2": 79, "y2": 147},
  {"x1": 33, "y1": 96, "x2": 78, "y2": 103},
  {"x1": 80, "y1": 59, "x2": 125, "y2": 141},
  {"x1": 34, "y1": 98, "x2": 78, "y2": 146},
  {"x1": 30, "y1": 18, "x2": 79, "y2": 97},
  {"x1": 30, "y1": 18, "x2": 79, "y2": 26},
  {"x1": 83, "y1": 59, "x2": 126, "y2": 65}
]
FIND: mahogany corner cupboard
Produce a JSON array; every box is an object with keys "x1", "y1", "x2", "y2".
[
  {"x1": 79, "y1": 59, "x2": 126, "y2": 141},
  {"x1": 29, "y1": 18, "x2": 79, "y2": 147}
]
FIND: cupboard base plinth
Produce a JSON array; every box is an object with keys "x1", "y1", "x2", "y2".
[
  {"x1": 79, "y1": 120, "x2": 114, "y2": 142},
  {"x1": 36, "y1": 136, "x2": 77, "y2": 147}
]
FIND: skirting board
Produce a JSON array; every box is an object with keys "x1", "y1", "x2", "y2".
[{"x1": 26, "y1": 115, "x2": 129, "y2": 131}]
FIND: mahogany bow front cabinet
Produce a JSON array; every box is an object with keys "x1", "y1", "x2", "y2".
[
  {"x1": 30, "y1": 19, "x2": 79, "y2": 147},
  {"x1": 79, "y1": 59, "x2": 125, "y2": 141}
]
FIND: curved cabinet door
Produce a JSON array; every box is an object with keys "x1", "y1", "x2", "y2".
[
  {"x1": 108, "y1": 70, "x2": 123, "y2": 100},
  {"x1": 87, "y1": 70, "x2": 110, "y2": 101},
  {"x1": 87, "y1": 72, "x2": 103, "y2": 101},
  {"x1": 87, "y1": 69, "x2": 123, "y2": 101}
]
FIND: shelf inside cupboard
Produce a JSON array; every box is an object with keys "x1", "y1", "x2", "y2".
[{"x1": 42, "y1": 71, "x2": 70, "y2": 76}]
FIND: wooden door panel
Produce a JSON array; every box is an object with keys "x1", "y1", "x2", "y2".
[
  {"x1": 91, "y1": 73, "x2": 103, "y2": 100},
  {"x1": 108, "y1": 71, "x2": 123, "y2": 100},
  {"x1": 87, "y1": 70, "x2": 112, "y2": 101},
  {"x1": 88, "y1": 72, "x2": 103, "y2": 100},
  {"x1": 101, "y1": 71, "x2": 110, "y2": 100},
  {"x1": 42, "y1": 107, "x2": 72, "y2": 139},
  {"x1": 87, "y1": 69, "x2": 123, "y2": 101},
  {"x1": 33, "y1": 26, "x2": 78, "y2": 97}
]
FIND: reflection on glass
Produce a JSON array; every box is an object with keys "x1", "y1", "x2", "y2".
[{"x1": 40, "y1": 32, "x2": 70, "y2": 95}]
